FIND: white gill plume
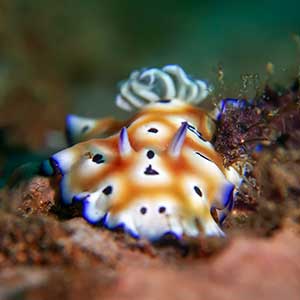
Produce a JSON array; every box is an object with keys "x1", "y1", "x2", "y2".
[{"x1": 116, "y1": 65, "x2": 212, "y2": 111}]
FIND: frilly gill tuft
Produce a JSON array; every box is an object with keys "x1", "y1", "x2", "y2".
[{"x1": 116, "y1": 65, "x2": 212, "y2": 111}]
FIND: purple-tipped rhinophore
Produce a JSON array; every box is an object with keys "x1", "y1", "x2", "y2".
[
  {"x1": 168, "y1": 122, "x2": 188, "y2": 157},
  {"x1": 119, "y1": 127, "x2": 133, "y2": 156}
]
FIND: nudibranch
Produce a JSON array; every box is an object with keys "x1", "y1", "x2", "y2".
[{"x1": 49, "y1": 65, "x2": 241, "y2": 241}]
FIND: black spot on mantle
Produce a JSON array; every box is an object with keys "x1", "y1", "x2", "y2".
[
  {"x1": 140, "y1": 207, "x2": 147, "y2": 214},
  {"x1": 144, "y1": 164, "x2": 159, "y2": 175},
  {"x1": 148, "y1": 128, "x2": 158, "y2": 133},
  {"x1": 102, "y1": 185, "x2": 113, "y2": 195},
  {"x1": 81, "y1": 125, "x2": 90, "y2": 134},
  {"x1": 159, "y1": 206, "x2": 166, "y2": 213},
  {"x1": 194, "y1": 186, "x2": 203, "y2": 197},
  {"x1": 147, "y1": 150, "x2": 155, "y2": 159},
  {"x1": 92, "y1": 154, "x2": 104, "y2": 164}
]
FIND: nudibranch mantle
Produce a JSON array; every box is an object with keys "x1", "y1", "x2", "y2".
[{"x1": 50, "y1": 65, "x2": 241, "y2": 241}]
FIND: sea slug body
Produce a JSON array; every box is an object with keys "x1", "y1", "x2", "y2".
[{"x1": 49, "y1": 65, "x2": 241, "y2": 241}]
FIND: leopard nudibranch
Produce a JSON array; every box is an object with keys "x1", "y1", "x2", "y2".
[{"x1": 49, "y1": 65, "x2": 241, "y2": 241}]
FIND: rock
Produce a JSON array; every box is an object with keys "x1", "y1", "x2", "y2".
[{"x1": 106, "y1": 229, "x2": 300, "y2": 300}]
